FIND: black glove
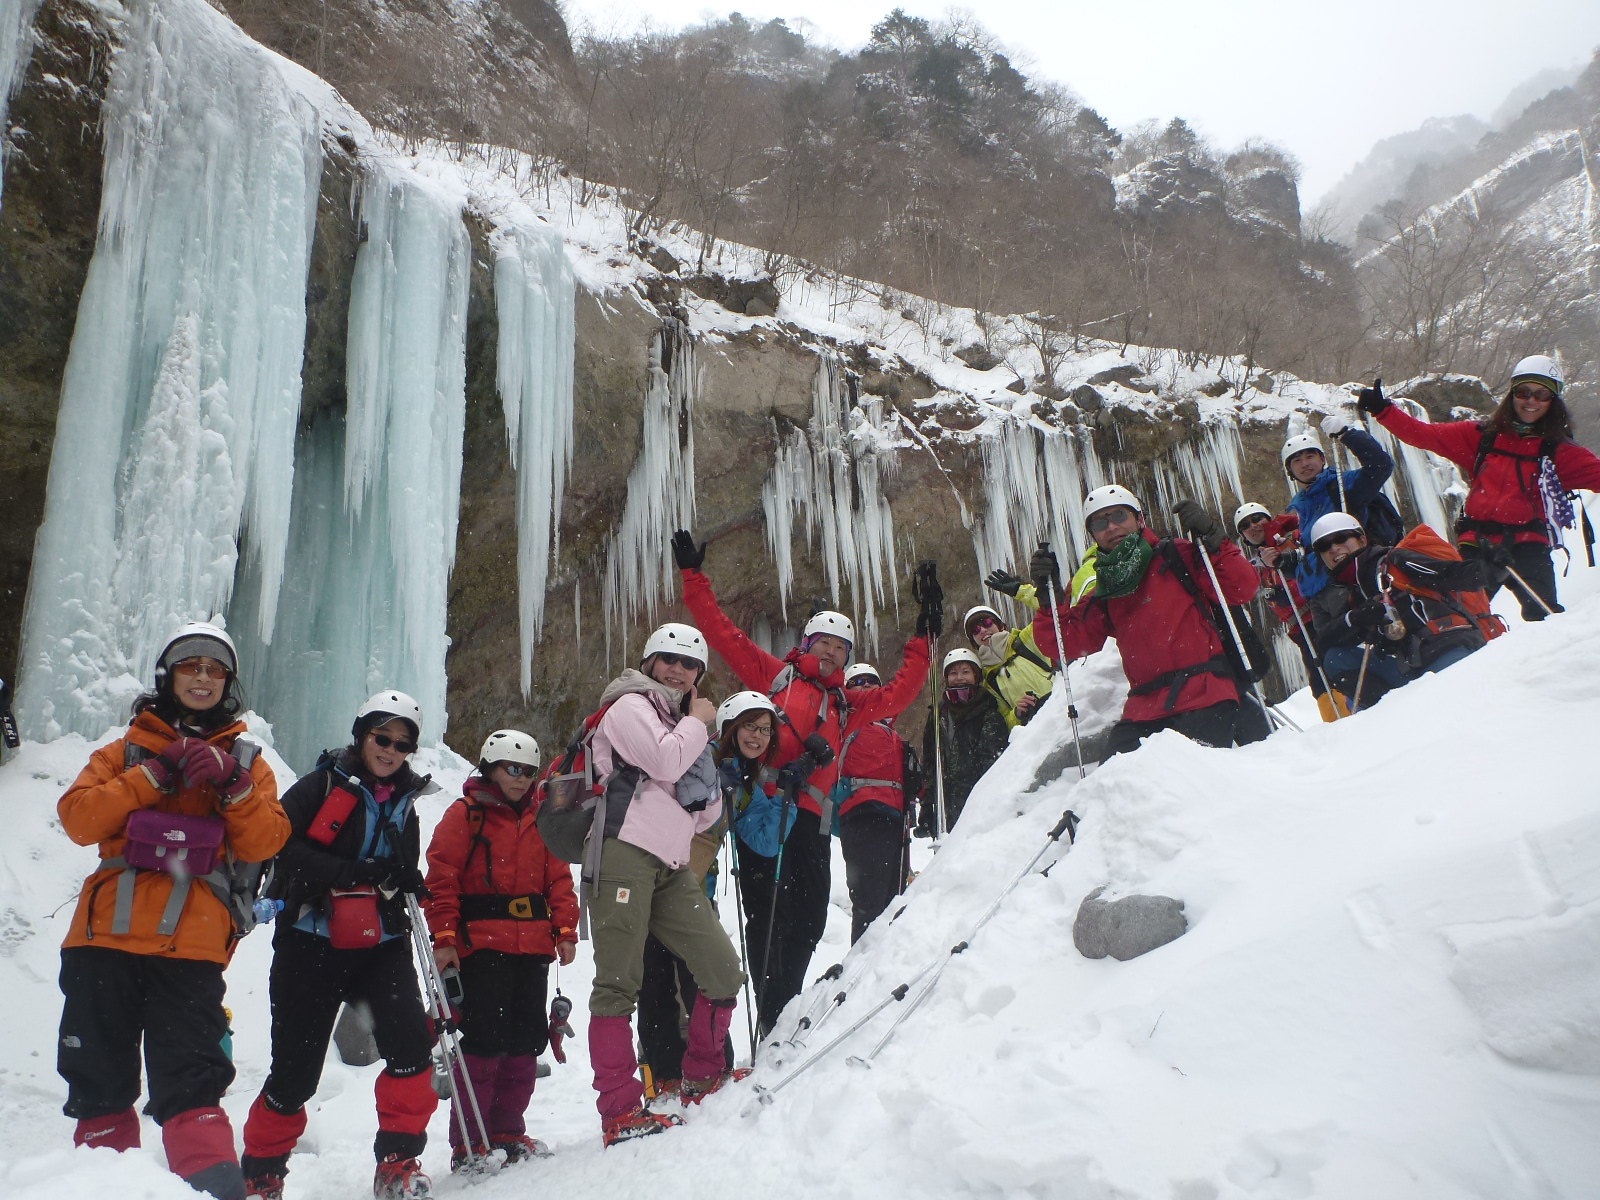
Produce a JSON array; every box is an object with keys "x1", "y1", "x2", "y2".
[
  {"x1": 347, "y1": 858, "x2": 389, "y2": 887},
  {"x1": 1486, "y1": 543, "x2": 1515, "y2": 583},
  {"x1": 1356, "y1": 379, "x2": 1390, "y2": 416},
  {"x1": 1029, "y1": 544, "x2": 1061, "y2": 598},
  {"x1": 911, "y1": 811, "x2": 936, "y2": 839},
  {"x1": 383, "y1": 864, "x2": 429, "y2": 897},
  {"x1": 912, "y1": 561, "x2": 943, "y2": 638},
  {"x1": 984, "y1": 568, "x2": 1023, "y2": 597},
  {"x1": 671, "y1": 529, "x2": 705, "y2": 570},
  {"x1": 1346, "y1": 599, "x2": 1389, "y2": 633},
  {"x1": 1173, "y1": 500, "x2": 1224, "y2": 554}
]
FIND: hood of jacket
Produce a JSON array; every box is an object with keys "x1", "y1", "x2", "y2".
[{"x1": 599, "y1": 667, "x2": 686, "y2": 716}]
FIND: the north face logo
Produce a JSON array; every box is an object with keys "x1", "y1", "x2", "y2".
[{"x1": 163, "y1": 830, "x2": 188, "y2": 843}]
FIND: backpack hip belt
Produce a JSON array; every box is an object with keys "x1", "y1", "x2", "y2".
[
  {"x1": 1128, "y1": 656, "x2": 1231, "y2": 711},
  {"x1": 458, "y1": 893, "x2": 551, "y2": 923},
  {"x1": 1456, "y1": 517, "x2": 1546, "y2": 539}
]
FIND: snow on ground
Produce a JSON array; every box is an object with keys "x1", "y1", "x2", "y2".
[{"x1": 3, "y1": 517, "x2": 1599, "y2": 1198}]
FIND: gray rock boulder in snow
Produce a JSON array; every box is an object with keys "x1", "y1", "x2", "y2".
[{"x1": 1074, "y1": 886, "x2": 1188, "y2": 961}]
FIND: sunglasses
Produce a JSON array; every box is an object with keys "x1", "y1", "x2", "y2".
[
  {"x1": 172, "y1": 659, "x2": 229, "y2": 679},
  {"x1": 495, "y1": 762, "x2": 536, "y2": 777},
  {"x1": 1512, "y1": 385, "x2": 1554, "y2": 403},
  {"x1": 1238, "y1": 514, "x2": 1270, "y2": 530},
  {"x1": 845, "y1": 677, "x2": 879, "y2": 689},
  {"x1": 1312, "y1": 532, "x2": 1362, "y2": 555},
  {"x1": 653, "y1": 651, "x2": 704, "y2": 670},
  {"x1": 369, "y1": 732, "x2": 418, "y2": 753},
  {"x1": 970, "y1": 615, "x2": 1003, "y2": 631},
  {"x1": 1087, "y1": 507, "x2": 1136, "y2": 534}
]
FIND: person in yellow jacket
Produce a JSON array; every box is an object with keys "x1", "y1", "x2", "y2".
[{"x1": 56, "y1": 622, "x2": 288, "y2": 1200}]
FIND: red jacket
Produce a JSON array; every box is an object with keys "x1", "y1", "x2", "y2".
[
  {"x1": 836, "y1": 717, "x2": 909, "y2": 817},
  {"x1": 1245, "y1": 546, "x2": 1311, "y2": 644},
  {"x1": 1033, "y1": 530, "x2": 1259, "y2": 722},
  {"x1": 1376, "y1": 406, "x2": 1600, "y2": 545},
  {"x1": 680, "y1": 568, "x2": 931, "y2": 817},
  {"x1": 424, "y1": 778, "x2": 578, "y2": 958}
]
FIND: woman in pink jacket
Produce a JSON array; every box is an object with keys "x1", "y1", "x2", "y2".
[{"x1": 585, "y1": 623, "x2": 746, "y2": 1147}]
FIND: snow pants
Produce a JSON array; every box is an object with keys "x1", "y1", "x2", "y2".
[
  {"x1": 243, "y1": 926, "x2": 436, "y2": 1169},
  {"x1": 636, "y1": 934, "x2": 733, "y2": 1089},
  {"x1": 1102, "y1": 700, "x2": 1241, "y2": 760},
  {"x1": 739, "y1": 808, "x2": 831, "y2": 1036},
  {"x1": 1461, "y1": 539, "x2": 1562, "y2": 621},
  {"x1": 840, "y1": 801, "x2": 905, "y2": 944}
]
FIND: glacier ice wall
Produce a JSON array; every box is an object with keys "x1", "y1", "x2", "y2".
[
  {"x1": 1365, "y1": 402, "x2": 1459, "y2": 535},
  {"x1": 763, "y1": 355, "x2": 901, "y2": 655},
  {"x1": 602, "y1": 322, "x2": 697, "y2": 657},
  {"x1": 492, "y1": 221, "x2": 576, "y2": 695},
  {"x1": 0, "y1": 0, "x2": 43, "y2": 209},
  {"x1": 14, "y1": 0, "x2": 321, "y2": 740},
  {"x1": 231, "y1": 159, "x2": 471, "y2": 771}
]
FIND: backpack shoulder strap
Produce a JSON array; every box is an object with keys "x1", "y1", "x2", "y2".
[{"x1": 1157, "y1": 537, "x2": 1205, "y2": 605}]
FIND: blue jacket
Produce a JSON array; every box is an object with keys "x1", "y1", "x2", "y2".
[{"x1": 1288, "y1": 427, "x2": 1395, "y2": 598}]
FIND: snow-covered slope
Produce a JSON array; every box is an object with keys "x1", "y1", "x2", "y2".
[{"x1": 3, "y1": 504, "x2": 1598, "y2": 1199}]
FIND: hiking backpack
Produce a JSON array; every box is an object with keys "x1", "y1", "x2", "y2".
[
  {"x1": 1155, "y1": 539, "x2": 1272, "y2": 683},
  {"x1": 534, "y1": 700, "x2": 619, "y2": 865},
  {"x1": 1382, "y1": 524, "x2": 1508, "y2": 643}
]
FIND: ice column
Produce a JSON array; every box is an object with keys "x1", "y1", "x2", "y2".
[
  {"x1": 0, "y1": 0, "x2": 43, "y2": 208},
  {"x1": 231, "y1": 160, "x2": 470, "y2": 771},
  {"x1": 15, "y1": 0, "x2": 321, "y2": 739},
  {"x1": 1365, "y1": 404, "x2": 1460, "y2": 533},
  {"x1": 971, "y1": 417, "x2": 1101, "y2": 592},
  {"x1": 602, "y1": 322, "x2": 697, "y2": 653},
  {"x1": 1148, "y1": 419, "x2": 1247, "y2": 520},
  {"x1": 761, "y1": 356, "x2": 900, "y2": 654},
  {"x1": 492, "y1": 221, "x2": 575, "y2": 695}
]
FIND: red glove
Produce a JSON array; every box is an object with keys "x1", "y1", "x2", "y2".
[
  {"x1": 139, "y1": 737, "x2": 202, "y2": 793},
  {"x1": 180, "y1": 741, "x2": 251, "y2": 804}
]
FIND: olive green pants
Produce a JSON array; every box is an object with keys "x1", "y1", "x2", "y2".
[{"x1": 588, "y1": 838, "x2": 745, "y2": 1018}]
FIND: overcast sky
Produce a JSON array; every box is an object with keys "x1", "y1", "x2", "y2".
[{"x1": 560, "y1": 0, "x2": 1600, "y2": 206}]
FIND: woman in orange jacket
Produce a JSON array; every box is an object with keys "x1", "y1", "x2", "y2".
[
  {"x1": 56, "y1": 622, "x2": 287, "y2": 1200},
  {"x1": 423, "y1": 729, "x2": 578, "y2": 1173}
]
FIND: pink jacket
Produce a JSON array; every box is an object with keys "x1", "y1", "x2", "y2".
[{"x1": 591, "y1": 670, "x2": 722, "y2": 870}]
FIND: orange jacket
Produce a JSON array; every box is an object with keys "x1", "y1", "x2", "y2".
[
  {"x1": 424, "y1": 779, "x2": 579, "y2": 958},
  {"x1": 59, "y1": 711, "x2": 288, "y2": 963}
]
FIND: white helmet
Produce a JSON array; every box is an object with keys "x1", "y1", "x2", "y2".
[
  {"x1": 355, "y1": 689, "x2": 423, "y2": 742},
  {"x1": 942, "y1": 647, "x2": 982, "y2": 675},
  {"x1": 843, "y1": 663, "x2": 881, "y2": 686},
  {"x1": 1281, "y1": 432, "x2": 1326, "y2": 471},
  {"x1": 157, "y1": 621, "x2": 238, "y2": 676},
  {"x1": 803, "y1": 610, "x2": 855, "y2": 647},
  {"x1": 716, "y1": 690, "x2": 779, "y2": 735},
  {"x1": 1083, "y1": 484, "x2": 1142, "y2": 525},
  {"x1": 641, "y1": 622, "x2": 707, "y2": 668},
  {"x1": 480, "y1": 728, "x2": 540, "y2": 770},
  {"x1": 1307, "y1": 511, "x2": 1364, "y2": 550},
  {"x1": 1509, "y1": 354, "x2": 1563, "y2": 397},
  {"x1": 963, "y1": 604, "x2": 1005, "y2": 640},
  {"x1": 1233, "y1": 502, "x2": 1273, "y2": 532}
]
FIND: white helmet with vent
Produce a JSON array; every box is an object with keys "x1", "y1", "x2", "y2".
[
  {"x1": 641, "y1": 622, "x2": 707, "y2": 668},
  {"x1": 1083, "y1": 484, "x2": 1142, "y2": 524},
  {"x1": 480, "y1": 729, "x2": 540, "y2": 770},
  {"x1": 803, "y1": 611, "x2": 855, "y2": 647}
]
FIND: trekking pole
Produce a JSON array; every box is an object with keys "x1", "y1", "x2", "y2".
[
  {"x1": 1192, "y1": 539, "x2": 1278, "y2": 737},
  {"x1": 1039, "y1": 552, "x2": 1087, "y2": 780},
  {"x1": 781, "y1": 962, "x2": 848, "y2": 1049},
  {"x1": 755, "y1": 787, "x2": 796, "y2": 1032},
  {"x1": 1502, "y1": 564, "x2": 1558, "y2": 617},
  {"x1": 405, "y1": 895, "x2": 494, "y2": 1170},
  {"x1": 1332, "y1": 433, "x2": 1349, "y2": 514},
  {"x1": 723, "y1": 825, "x2": 759, "y2": 1062},
  {"x1": 753, "y1": 810, "x2": 1080, "y2": 1103},
  {"x1": 1280, "y1": 571, "x2": 1343, "y2": 716},
  {"x1": 913, "y1": 560, "x2": 948, "y2": 841}
]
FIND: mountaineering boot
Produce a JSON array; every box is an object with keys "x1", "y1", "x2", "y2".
[
  {"x1": 600, "y1": 1107, "x2": 682, "y2": 1147},
  {"x1": 489, "y1": 1132, "x2": 551, "y2": 1163},
  {"x1": 243, "y1": 1172, "x2": 285, "y2": 1200},
  {"x1": 373, "y1": 1154, "x2": 432, "y2": 1199},
  {"x1": 447, "y1": 1143, "x2": 497, "y2": 1176},
  {"x1": 241, "y1": 1153, "x2": 288, "y2": 1200},
  {"x1": 680, "y1": 1066, "x2": 753, "y2": 1105}
]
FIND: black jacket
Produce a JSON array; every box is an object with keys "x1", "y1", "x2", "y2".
[
  {"x1": 1310, "y1": 545, "x2": 1486, "y2": 669},
  {"x1": 921, "y1": 690, "x2": 1010, "y2": 827}
]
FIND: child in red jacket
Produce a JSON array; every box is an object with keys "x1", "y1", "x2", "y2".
[{"x1": 424, "y1": 729, "x2": 577, "y2": 1172}]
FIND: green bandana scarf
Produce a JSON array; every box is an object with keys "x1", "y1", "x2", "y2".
[{"x1": 1093, "y1": 533, "x2": 1154, "y2": 599}]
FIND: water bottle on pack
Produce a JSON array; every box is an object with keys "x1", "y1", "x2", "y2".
[{"x1": 251, "y1": 897, "x2": 284, "y2": 930}]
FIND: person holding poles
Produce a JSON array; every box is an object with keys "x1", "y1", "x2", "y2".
[
  {"x1": 1031, "y1": 486, "x2": 1260, "y2": 758},
  {"x1": 241, "y1": 692, "x2": 440, "y2": 1200},
  {"x1": 1358, "y1": 358, "x2": 1600, "y2": 621},
  {"x1": 422, "y1": 729, "x2": 577, "y2": 1172},
  {"x1": 836, "y1": 664, "x2": 918, "y2": 942},
  {"x1": 671, "y1": 529, "x2": 931, "y2": 1035},
  {"x1": 55, "y1": 623, "x2": 287, "y2": 1200},
  {"x1": 916, "y1": 649, "x2": 1009, "y2": 836}
]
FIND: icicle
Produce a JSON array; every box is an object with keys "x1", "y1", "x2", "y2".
[
  {"x1": 490, "y1": 221, "x2": 576, "y2": 696},
  {"x1": 971, "y1": 416, "x2": 1100, "y2": 597},
  {"x1": 601, "y1": 322, "x2": 697, "y2": 645},
  {"x1": 14, "y1": 0, "x2": 321, "y2": 740},
  {"x1": 0, "y1": 0, "x2": 43, "y2": 210},
  {"x1": 1148, "y1": 420, "x2": 1246, "y2": 521},
  {"x1": 1363, "y1": 406, "x2": 1460, "y2": 534},
  {"x1": 761, "y1": 355, "x2": 900, "y2": 656}
]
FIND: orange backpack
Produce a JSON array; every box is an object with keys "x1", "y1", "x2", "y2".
[{"x1": 1383, "y1": 525, "x2": 1508, "y2": 643}]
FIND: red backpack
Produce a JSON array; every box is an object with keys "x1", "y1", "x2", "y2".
[{"x1": 1383, "y1": 525, "x2": 1508, "y2": 643}]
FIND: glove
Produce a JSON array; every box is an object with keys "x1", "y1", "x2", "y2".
[
  {"x1": 1029, "y1": 545, "x2": 1061, "y2": 598},
  {"x1": 1320, "y1": 413, "x2": 1349, "y2": 439},
  {"x1": 913, "y1": 561, "x2": 943, "y2": 637},
  {"x1": 671, "y1": 529, "x2": 705, "y2": 570},
  {"x1": 179, "y1": 741, "x2": 251, "y2": 804},
  {"x1": 346, "y1": 858, "x2": 389, "y2": 887},
  {"x1": 916, "y1": 606, "x2": 943, "y2": 638},
  {"x1": 382, "y1": 864, "x2": 429, "y2": 897},
  {"x1": 1172, "y1": 500, "x2": 1224, "y2": 553},
  {"x1": 139, "y1": 737, "x2": 202, "y2": 793},
  {"x1": 1346, "y1": 599, "x2": 1389, "y2": 633},
  {"x1": 548, "y1": 993, "x2": 574, "y2": 1064},
  {"x1": 1356, "y1": 379, "x2": 1390, "y2": 416},
  {"x1": 1013, "y1": 693, "x2": 1040, "y2": 724},
  {"x1": 1486, "y1": 543, "x2": 1515, "y2": 583},
  {"x1": 984, "y1": 568, "x2": 1023, "y2": 597},
  {"x1": 912, "y1": 806, "x2": 936, "y2": 838}
]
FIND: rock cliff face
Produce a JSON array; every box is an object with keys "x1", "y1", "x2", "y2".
[{"x1": 0, "y1": 0, "x2": 1488, "y2": 758}]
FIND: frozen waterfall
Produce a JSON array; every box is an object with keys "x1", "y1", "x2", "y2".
[
  {"x1": 14, "y1": 0, "x2": 321, "y2": 739},
  {"x1": 231, "y1": 159, "x2": 471, "y2": 772},
  {"x1": 492, "y1": 221, "x2": 576, "y2": 696},
  {"x1": 762, "y1": 356, "x2": 900, "y2": 655},
  {"x1": 602, "y1": 322, "x2": 697, "y2": 657},
  {"x1": 0, "y1": 0, "x2": 43, "y2": 209}
]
